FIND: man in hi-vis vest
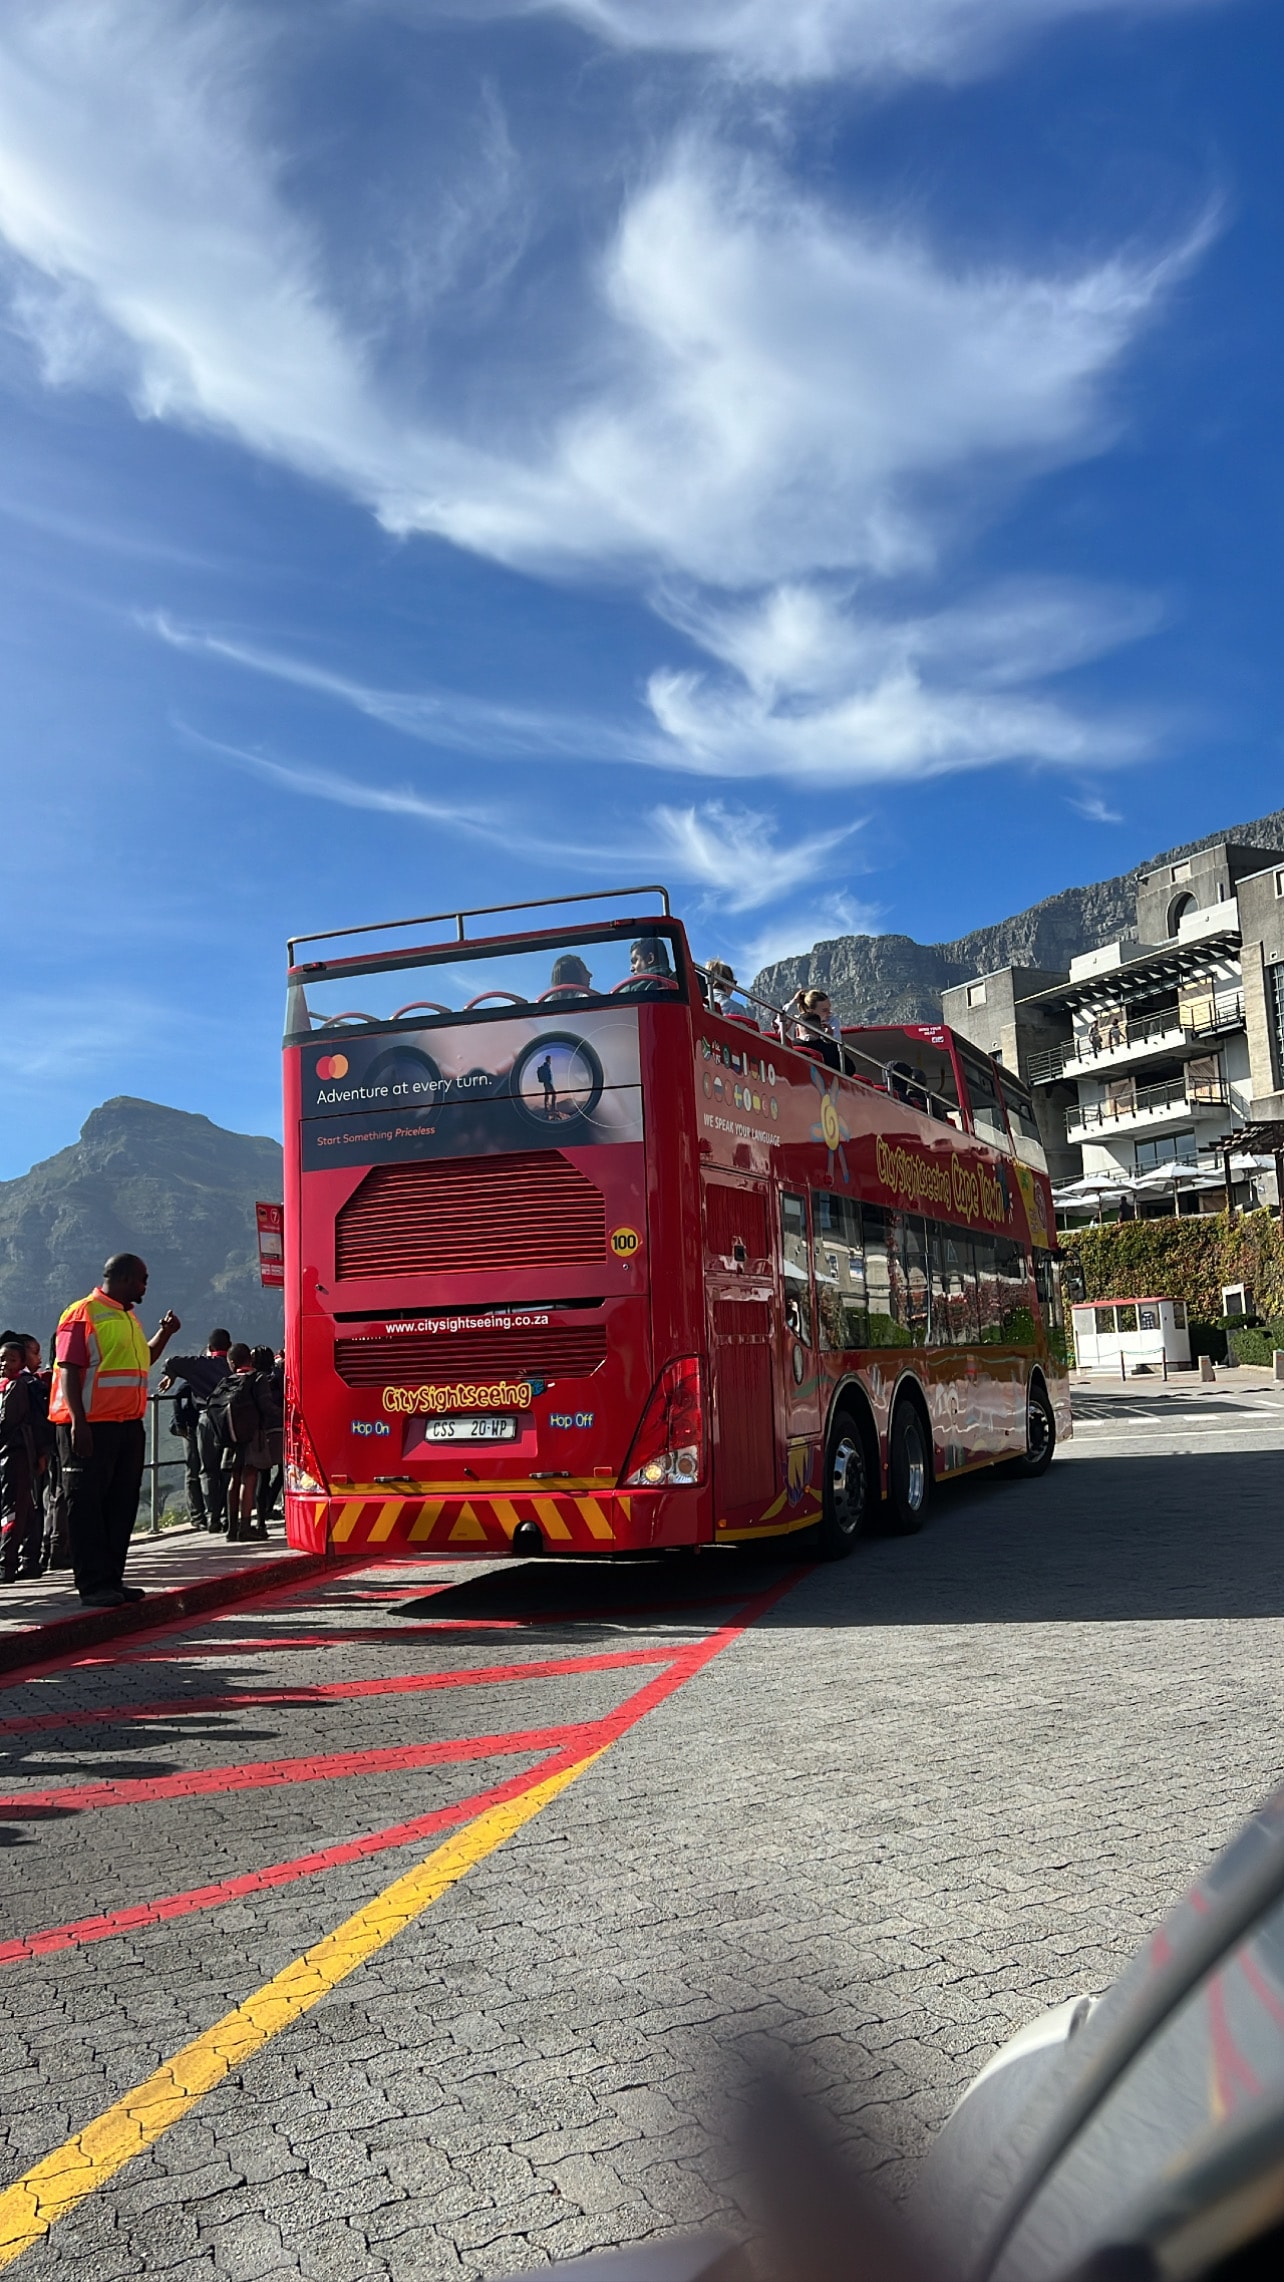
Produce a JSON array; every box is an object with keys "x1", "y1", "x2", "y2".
[{"x1": 50, "y1": 1254, "x2": 180, "y2": 1608}]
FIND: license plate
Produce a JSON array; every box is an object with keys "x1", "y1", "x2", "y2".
[{"x1": 423, "y1": 1416, "x2": 518, "y2": 1443}]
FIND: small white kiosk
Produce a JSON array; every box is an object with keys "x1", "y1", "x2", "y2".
[{"x1": 1071, "y1": 1297, "x2": 1191, "y2": 1374}]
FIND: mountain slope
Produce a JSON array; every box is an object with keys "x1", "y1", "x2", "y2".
[
  {"x1": 753, "y1": 804, "x2": 1284, "y2": 1024},
  {"x1": 0, "y1": 1098, "x2": 284, "y2": 1349}
]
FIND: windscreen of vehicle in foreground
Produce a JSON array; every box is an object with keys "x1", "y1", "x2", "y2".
[{"x1": 286, "y1": 929, "x2": 686, "y2": 1039}]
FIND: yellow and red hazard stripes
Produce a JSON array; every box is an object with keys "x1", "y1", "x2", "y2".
[{"x1": 323, "y1": 1487, "x2": 630, "y2": 1549}]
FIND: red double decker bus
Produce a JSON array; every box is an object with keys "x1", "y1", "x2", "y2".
[{"x1": 282, "y1": 889, "x2": 1070, "y2": 1563}]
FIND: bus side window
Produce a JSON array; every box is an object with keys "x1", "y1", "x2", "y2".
[
  {"x1": 780, "y1": 1194, "x2": 814, "y2": 1346},
  {"x1": 996, "y1": 1237, "x2": 1035, "y2": 1344},
  {"x1": 813, "y1": 1191, "x2": 867, "y2": 1350},
  {"x1": 974, "y1": 1232, "x2": 1002, "y2": 1343},
  {"x1": 1033, "y1": 1248, "x2": 1068, "y2": 1363},
  {"x1": 960, "y1": 1051, "x2": 1011, "y2": 1153},
  {"x1": 863, "y1": 1205, "x2": 905, "y2": 1348},
  {"x1": 889, "y1": 1211, "x2": 930, "y2": 1347},
  {"x1": 929, "y1": 1223, "x2": 979, "y2": 1346}
]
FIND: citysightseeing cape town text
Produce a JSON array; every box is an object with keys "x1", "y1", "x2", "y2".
[{"x1": 875, "y1": 1135, "x2": 1009, "y2": 1226}]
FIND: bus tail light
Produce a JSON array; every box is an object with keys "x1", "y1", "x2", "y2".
[
  {"x1": 623, "y1": 1357, "x2": 705, "y2": 1488},
  {"x1": 285, "y1": 1402, "x2": 328, "y2": 1495}
]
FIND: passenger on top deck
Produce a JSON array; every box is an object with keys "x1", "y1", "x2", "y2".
[
  {"x1": 789, "y1": 988, "x2": 841, "y2": 1070},
  {"x1": 703, "y1": 958, "x2": 736, "y2": 1012},
  {"x1": 547, "y1": 953, "x2": 593, "y2": 999},
  {"x1": 616, "y1": 937, "x2": 679, "y2": 998}
]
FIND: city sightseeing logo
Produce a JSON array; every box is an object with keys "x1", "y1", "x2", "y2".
[
  {"x1": 382, "y1": 1379, "x2": 535, "y2": 1416},
  {"x1": 315, "y1": 1053, "x2": 349, "y2": 1081}
]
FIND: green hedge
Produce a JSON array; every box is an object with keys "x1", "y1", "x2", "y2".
[
  {"x1": 1228, "y1": 1319, "x2": 1284, "y2": 1367},
  {"x1": 1061, "y1": 1210, "x2": 1284, "y2": 1321}
]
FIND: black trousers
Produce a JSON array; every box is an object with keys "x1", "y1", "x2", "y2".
[
  {"x1": 197, "y1": 1412, "x2": 228, "y2": 1529},
  {"x1": 179, "y1": 1428, "x2": 208, "y2": 1524},
  {"x1": 1, "y1": 1447, "x2": 42, "y2": 1578},
  {"x1": 57, "y1": 1420, "x2": 146, "y2": 1598}
]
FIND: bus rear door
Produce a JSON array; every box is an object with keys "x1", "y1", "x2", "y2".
[{"x1": 775, "y1": 1191, "x2": 825, "y2": 1536}]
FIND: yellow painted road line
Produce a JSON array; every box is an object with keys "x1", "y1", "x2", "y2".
[{"x1": 0, "y1": 1750, "x2": 602, "y2": 2271}]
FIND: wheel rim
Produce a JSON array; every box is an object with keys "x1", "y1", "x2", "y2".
[
  {"x1": 899, "y1": 1416, "x2": 927, "y2": 1511},
  {"x1": 1027, "y1": 1390, "x2": 1052, "y2": 1462},
  {"x1": 829, "y1": 1433, "x2": 865, "y2": 1537}
]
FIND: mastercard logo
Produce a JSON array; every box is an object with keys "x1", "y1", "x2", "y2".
[{"x1": 316, "y1": 1053, "x2": 349, "y2": 1081}]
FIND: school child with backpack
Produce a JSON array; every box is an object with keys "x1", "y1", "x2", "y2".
[
  {"x1": 206, "y1": 1344, "x2": 282, "y2": 1542},
  {"x1": 251, "y1": 1347, "x2": 285, "y2": 1533},
  {"x1": 0, "y1": 1335, "x2": 44, "y2": 1581}
]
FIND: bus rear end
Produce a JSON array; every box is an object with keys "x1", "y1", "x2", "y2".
[{"x1": 281, "y1": 900, "x2": 704, "y2": 1560}]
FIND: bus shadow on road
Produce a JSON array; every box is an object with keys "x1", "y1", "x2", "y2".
[
  {"x1": 394, "y1": 1443, "x2": 1284, "y2": 1629},
  {"x1": 842, "y1": 1446, "x2": 1284, "y2": 1625}
]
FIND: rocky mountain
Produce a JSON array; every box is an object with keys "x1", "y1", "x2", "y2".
[
  {"x1": 0, "y1": 1098, "x2": 284, "y2": 1350},
  {"x1": 754, "y1": 803, "x2": 1284, "y2": 1025}
]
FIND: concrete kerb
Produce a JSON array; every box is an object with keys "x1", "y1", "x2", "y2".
[{"x1": 0, "y1": 1549, "x2": 330, "y2": 1678}]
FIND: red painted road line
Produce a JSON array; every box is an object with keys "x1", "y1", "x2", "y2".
[
  {"x1": 0, "y1": 1646, "x2": 677, "y2": 1737},
  {"x1": 98, "y1": 1624, "x2": 534, "y2": 1662},
  {"x1": 0, "y1": 1568, "x2": 805, "y2": 1966},
  {"x1": 0, "y1": 1746, "x2": 584, "y2": 1964},
  {"x1": 105, "y1": 1589, "x2": 757, "y2": 1662},
  {"x1": 0, "y1": 1556, "x2": 366, "y2": 1694},
  {"x1": 0, "y1": 1721, "x2": 600, "y2": 1815}
]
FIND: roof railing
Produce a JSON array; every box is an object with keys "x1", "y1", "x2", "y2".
[
  {"x1": 691, "y1": 966, "x2": 967, "y2": 1130},
  {"x1": 287, "y1": 885, "x2": 672, "y2": 967}
]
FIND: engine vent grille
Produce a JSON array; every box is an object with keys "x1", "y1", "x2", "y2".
[
  {"x1": 335, "y1": 1151, "x2": 607, "y2": 1280},
  {"x1": 335, "y1": 1325, "x2": 608, "y2": 1388}
]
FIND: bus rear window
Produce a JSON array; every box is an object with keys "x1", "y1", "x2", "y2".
[{"x1": 286, "y1": 928, "x2": 686, "y2": 1038}]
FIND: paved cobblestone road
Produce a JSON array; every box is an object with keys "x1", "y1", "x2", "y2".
[{"x1": 1, "y1": 1379, "x2": 1282, "y2": 2281}]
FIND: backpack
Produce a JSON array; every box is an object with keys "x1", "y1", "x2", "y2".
[
  {"x1": 168, "y1": 1379, "x2": 199, "y2": 1438},
  {"x1": 206, "y1": 1372, "x2": 262, "y2": 1450}
]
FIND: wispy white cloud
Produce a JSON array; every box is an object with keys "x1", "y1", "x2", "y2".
[
  {"x1": 645, "y1": 575, "x2": 1161, "y2": 781},
  {"x1": 154, "y1": 575, "x2": 1160, "y2": 786},
  {"x1": 403, "y1": 2, "x2": 1222, "y2": 90},
  {"x1": 0, "y1": 9, "x2": 1210, "y2": 592},
  {"x1": 648, "y1": 801, "x2": 864, "y2": 909},
  {"x1": 150, "y1": 613, "x2": 666, "y2": 763},
  {"x1": 176, "y1": 723, "x2": 504, "y2": 834},
  {"x1": 1068, "y1": 789, "x2": 1125, "y2": 822},
  {"x1": 736, "y1": 894, "x2": 881, "y2": 976},
  {"x1": 0, "y1": 1, "x2": 1213, "y2": 824},
  {"x1": 182, "y1": 723, "x2": 849, "y2": 914}
]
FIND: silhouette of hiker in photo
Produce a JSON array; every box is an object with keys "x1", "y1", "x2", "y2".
[{"x1": 537, "y1": 1053, "x2": 557, "y2": 1118}]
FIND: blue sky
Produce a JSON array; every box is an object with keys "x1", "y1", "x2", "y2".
[{"x1": 2, "y1": 0, "x2": 1282, "y2": 1175}]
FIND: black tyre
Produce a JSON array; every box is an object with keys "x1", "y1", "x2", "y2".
[
  {"x1": 812, "y1": 1408, "x2": 870, "y2": 1561},
  {"x1": 886, "y1": 1400, "x2": 932, "y2": 1535},
  {"x1": 1001, "y1": 1379, "x2": 1056, "y2": 1478}
]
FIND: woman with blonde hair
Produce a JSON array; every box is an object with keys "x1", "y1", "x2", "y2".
[{"x1": 789, "y1": 987, "x2": 841, "y2": 1071}]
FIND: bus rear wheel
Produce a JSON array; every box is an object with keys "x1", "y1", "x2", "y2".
[
  {"x1": 812, "y1": 1408, "x2": 870, "y2": 1561},
  {"x1": 886, "y1": 1400, "x2": 932, "y2": 1535},
  {"x1": 1002, "y1": 1379, "x2": 1056, "y2": 1479}
]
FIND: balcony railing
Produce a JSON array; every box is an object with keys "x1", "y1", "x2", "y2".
[
  {"x1": 1066, "y1": 1077, "x2": 1231, "y2": 1137},
  {"x1": 1028, "y1": 993, "x2": 1244, "y2": 1086}
]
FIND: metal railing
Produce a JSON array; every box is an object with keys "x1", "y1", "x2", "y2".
[
  {"x1": 1067, "y1": 1078, "x2": 1231, "y2": 1136},
  {"x1": 143, "y1": 1388, "x2": 188, "y2": 1536},
  {"x1": 1028, "y1": 994, "x2": 1245, "y2": 1086}
]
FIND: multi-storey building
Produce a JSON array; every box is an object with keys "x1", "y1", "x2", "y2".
[{"x1": 942, "y1": 841, "x2": 1283, "y2": 1218}]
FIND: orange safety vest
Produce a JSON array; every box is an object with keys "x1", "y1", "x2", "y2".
[{"x1": 49, "y1": 1289, "x2": 152, "y2": 1423}]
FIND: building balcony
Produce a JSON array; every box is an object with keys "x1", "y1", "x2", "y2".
[
  {"x1": 1028, "y1": 992, "x2": 1244, "y2": 1087},
  {"x1": 1065, "y1": 1078, "x2": 1232, "y2": 1142}
]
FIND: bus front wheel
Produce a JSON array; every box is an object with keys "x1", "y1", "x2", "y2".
[
  {"x1": 886, "y1": 1401, "x2": 932, "y2": 1535},
  {"x1": 813, "y1": 1408, "x2": 870, "y2": 1561}
]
